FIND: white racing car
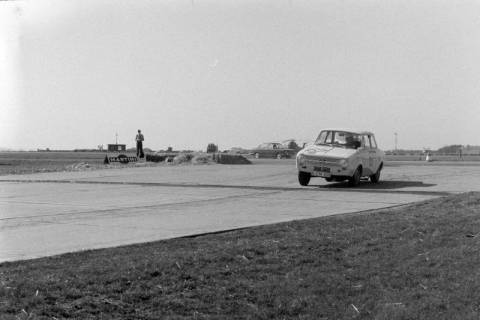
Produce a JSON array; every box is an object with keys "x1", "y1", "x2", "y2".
[{"x1": 296, "y1": 129, "x2": 385, "y2": 186}]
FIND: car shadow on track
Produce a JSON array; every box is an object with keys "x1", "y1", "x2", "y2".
[
  {"x1": 308, "y1": 180, "x2": 449, "y2": 196},
  {"x1": 313, "y1": 180, "x2": 437, "y2": 190}
]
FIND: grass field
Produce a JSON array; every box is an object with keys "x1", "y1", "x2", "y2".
[
  {"x1": 0, "y1": 152, "x2": 109, "y2": 175},
  {"x1": 1, "y1": 192, "x2": 480, "y2": 319}
]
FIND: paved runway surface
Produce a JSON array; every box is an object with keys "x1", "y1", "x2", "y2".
[{"x1": 1, "y1": 160, "x2": 479, "y2": 262}]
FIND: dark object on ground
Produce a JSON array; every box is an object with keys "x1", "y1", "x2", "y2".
[
  {"x1": 105, "y1": 154, "x2": 138, "y2": 164},
  {"x1": 107, "y1": 144, "x2": 126, "y2": 152},
  {"x1": 145, "y1": 154, "x2": 166, "y2": 162},
  {"x1": 214, "y1": 153, "x2": 251, "y2": 164},
  {"x1": 146, "y1": 153, "x2": 176, "y2": 163}
]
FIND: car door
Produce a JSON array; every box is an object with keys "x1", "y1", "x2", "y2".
[
  {"x1": 357, "y1": 135, "x2": 371, "y2": 175},
  {"x1": 364, "y1": 134, "x2": 378, "y2": 175},
  {"x1": 368, "y1": 135, "x2": 381, "y2": 173}
]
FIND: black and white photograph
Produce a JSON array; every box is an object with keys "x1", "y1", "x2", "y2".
[{"x1": 1, "y1": 0, "x2": 480, "y2": 318}]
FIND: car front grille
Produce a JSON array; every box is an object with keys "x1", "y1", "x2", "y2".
[
  {"x1": 303, "y1": 155, "x2": 339, "y2": 166},
  {"x1": 313, "y1": 166, "x2": 331, "y2": 173}
]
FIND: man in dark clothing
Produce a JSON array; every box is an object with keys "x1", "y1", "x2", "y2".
[{"x1": 135, "y1": 129, "x2": 144, "y2": 158}]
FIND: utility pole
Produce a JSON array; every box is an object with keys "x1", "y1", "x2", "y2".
[
  {"x1": 394, "y1": 132, "x2": 398, "y2": 151},
  {"x1": 115, "y1": 133, "x2": 118, "y2": 145}
]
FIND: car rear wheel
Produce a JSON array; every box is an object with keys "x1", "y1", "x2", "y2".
[
  {"x1": 349, "y1": 166, "x2": 362, "y2": 186},
  {"x1": 298, "y1": 171, "x2": 311, "y2": 186},
  {"x1": 370, "y1": 163, "x2": 382, "y2": 183}
]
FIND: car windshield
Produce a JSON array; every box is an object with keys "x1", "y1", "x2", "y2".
[{"x1": 315, "y1": 131, "x2": 361, "y2": 149}]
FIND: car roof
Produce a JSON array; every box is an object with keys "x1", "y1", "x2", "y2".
[{"x1": 320, "y1": 128, "x2": 375, "y2": 135}]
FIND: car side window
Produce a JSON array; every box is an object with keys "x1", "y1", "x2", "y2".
[
  {"x1": 359, "y1": 135, "x2": 367, "y2": 148},
  {"x1": 334, "y1": 132, "x2": 346, "y2": 145},
  {"x1": 371, "y1": 136, "x2": 378, "y2": 149},
  {"x1": 368, "y1": 135, "x2": 377, "y2": 149},
  {"x1": 360, "y1": 135, "x2": 366, "y2": 148},
  {"x1": 315, "y1": 131, "x2": 328, "y2": 144},
  {"x1": 325, "y1": 131, "x2": 333, "y2": 144}
]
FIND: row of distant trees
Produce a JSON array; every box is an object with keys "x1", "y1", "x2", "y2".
[
  {"x1": 436, "y1": 145, "x2": 463, "y2": 154},
  {"x1": 387, "y1": 144, "x2": 480, "y2": 156},
  {"x1": 50, "y1": 143, "x2": 480, "y2": 155}
]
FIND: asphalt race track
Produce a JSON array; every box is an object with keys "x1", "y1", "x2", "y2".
[{"x1": 1, "y1": 159, "x2": 479, "y2": 262}]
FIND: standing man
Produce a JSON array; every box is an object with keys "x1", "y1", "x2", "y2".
[{"x1": 135, "y1": 129, "x2": 144, "y2": 158}]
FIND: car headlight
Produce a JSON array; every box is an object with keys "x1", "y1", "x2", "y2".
[
  {"x1": 338, "y1": 159, "x2": 348, "y2": 169},
  {"x1": 297, "y1": 154, "x2": 306, "y2": 166}
]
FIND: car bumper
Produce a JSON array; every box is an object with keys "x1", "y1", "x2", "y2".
[{"x1": 296, "y1": 162, "x2": 355, "y2": 178}]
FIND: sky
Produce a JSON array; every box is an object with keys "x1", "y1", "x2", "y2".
[{"x1": 1, "y1": 0, "x2": 479, "y2": 151}]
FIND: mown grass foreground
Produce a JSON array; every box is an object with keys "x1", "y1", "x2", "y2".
[{"x1": 2, "y1": 193, "x2": 480, "y2": 319}]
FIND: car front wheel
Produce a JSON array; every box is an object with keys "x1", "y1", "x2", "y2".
[
  {"x1": 349, "y1": 167, "x2": 362, "y2": 186},
  {"x1": 298, "y1": 171, "x2": 311, "y2": 186},
  {"x1": 370, "y1": 163, "x2": 382, "y2": 183}
]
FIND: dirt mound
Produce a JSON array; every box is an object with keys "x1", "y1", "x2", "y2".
[
  {"x1": 173, "y1": 153, "x2": 194, "y2": 164},
  {"x1": 146, "y1": 152, "x2": 250, "y2": 165},
  {"x1": 192, "y1": 154, "x2": 211, "y2": 164},
  {"x1": 70, "y1": 162, "x2": 91, "y2": 170}
]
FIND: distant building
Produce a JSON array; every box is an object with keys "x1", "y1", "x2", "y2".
[{"x1": 108, "y1": 144, "x2": 126, "y2": 152}]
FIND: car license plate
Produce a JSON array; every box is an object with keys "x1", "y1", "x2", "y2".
[
  {"x1": 312, "y1": 171, "x2": 331, "y2": 177},
  {"x1": 313, "y1": 166, "x2": 331, "y2": 177}
]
